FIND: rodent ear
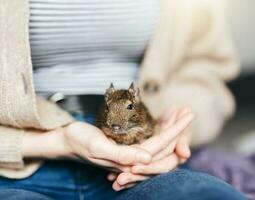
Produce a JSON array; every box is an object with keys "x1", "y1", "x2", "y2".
[
  {"x1": 109, "y1": 83, "x2": 115, "y2": 91},
  {"x1": 128, "y1": 82, "x2": 140, "y2": 102},
  {"x1": 105, "y1": 83, "x2": 115, "y2": 103}
]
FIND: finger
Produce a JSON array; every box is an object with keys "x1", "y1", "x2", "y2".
[
  {"x1": 140, "y1": 113, "x2": 194, "y2": 155},
  {"x1": 161, "y1": 106, "x2": 191, "y2": 129},
  {"x1": 116, "y1": 172, "x2": 150, "y2": 186},
  {"x1": 179, "y1": 107, "x2": 192, "y2": 116},
  {"x1": 121, "y1": 183, "x2": 136, "y2": 190},
  {"x1": 179, "y1": 158, "x2": 188, "y2": 164},
  {"x1": 164, "y1": 106, "x2": 191, "y2": 129},
  {"x1": 89, "y1": 157, "x2": 130, "y2": 172},
  {"x1": 112, "y1": 181, "x2": 136, "y2": 191},
  {"x1": 91, "y1": 141, "x2": 152, "y2": 165},
  {"x1": 178, "y1": 107, "x2": 192, "y2": 119},
  {"x1": 152, "y1": 139, "x2": 177, "y2": 161},
  {"x1": 175, "y1": 134, "x2": 191, "y2": 159},
  {"x1": 161, "y1": 109, "x2": 179, "y2": 130},
  {"x1": 174, "y1": 108, "x2": 192, "y2": 159},
  {"x1": 112, "y1": 180, "x2": 124, "y2": 191},
  {"x1": 132, "y1": 154, "x2": 179, "y2": 175},
  {"x1": 152, "y1": 107, "x2": 192, "y2": 161},
  {"x1": 107, "y1": 172, "x2": 118, "y2": 181},
  {"x1": 158, "y1": 107, "x2": 177, "y2": 124}
]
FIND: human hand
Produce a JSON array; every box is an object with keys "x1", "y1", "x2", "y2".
[
  {"x1": 139, "y1": 107, "x2": 193, "y2": 161},
  {"x1": 62, "y1": 122, "x2": 152, "y2": 171},
  {"x1": 107, "y1": 107, "x2": 194, "y2": 190},
  {"x1": 22, "y1": 121, "x2": 152, "y2": 172}
]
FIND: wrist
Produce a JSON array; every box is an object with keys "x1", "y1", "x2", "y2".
[{"x1": 22, "y1": 127, "x2": 73, "y2": 159}]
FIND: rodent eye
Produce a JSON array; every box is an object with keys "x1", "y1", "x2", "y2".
[{"x1": 126, "y1": 104, "x2": 133, "y2": 110}]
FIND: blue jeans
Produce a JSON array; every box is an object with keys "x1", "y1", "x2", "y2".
[{"x1": 0, "y1": 114, "x2": 247, "y2": 200}]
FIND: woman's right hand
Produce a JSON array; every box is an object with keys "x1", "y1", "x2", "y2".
[
  {"x1": 22, "y1": 121, "x2": 152, "y2": 172},
  {"x1": 62, "y1": 122, "x2": 152, "y2": 170}
]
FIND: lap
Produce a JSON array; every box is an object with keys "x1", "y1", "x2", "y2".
[
  {"x1": 117, "y1": 169, "x2": 247, "y2": 200},
  {"x1": 0, "y1": 162, "x2": 246, "y2": 200},
  {"x1": 0, "y1": 160, "x2": 117, "y2": 200},
  {"x1": 0, "y1": 189, "x2": 53, "y2": 200}
]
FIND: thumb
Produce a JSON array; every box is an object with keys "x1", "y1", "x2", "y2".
[
  {"x1": 113, "y1": 145, "x2": 152, "y2": 165},
  {"x1": 94, "y1": 141, "x2": 152, "y2": 165}
]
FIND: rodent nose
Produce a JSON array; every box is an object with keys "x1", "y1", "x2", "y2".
[{"x1": 111, "y1": 124, "x2": 121, "y2": 131}]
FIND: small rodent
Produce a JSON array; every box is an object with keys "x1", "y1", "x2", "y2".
[{"x1": 96, "y1": 83, "x2": 158, "y2": 145}]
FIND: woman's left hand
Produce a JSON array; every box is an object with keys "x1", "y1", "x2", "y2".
[
  {"x1": 107, "y1": 152, "x2": 183, "y2": 191},
  {"x1": 107, "y1": 107, "x2": 194, "y2": 191}
]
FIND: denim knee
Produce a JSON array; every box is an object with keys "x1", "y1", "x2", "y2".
[{"x1": 117, "y1": 169, "x2": 247, "y2": 200}]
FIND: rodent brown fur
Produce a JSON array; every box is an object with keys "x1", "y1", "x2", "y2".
[{"x1": 96, "y1": 83, "x2": 158, "y2": 145}]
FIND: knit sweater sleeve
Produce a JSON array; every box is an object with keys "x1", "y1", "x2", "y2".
[
  {"x1": 0, "y1": 126, "x2": 25, "y2": 169},
  {"x1": 163, "y1": 0, "x2": 240, "y2": 146},
  {"x1": 0, "y1": 125, "x2": 43, "y2": 179}
]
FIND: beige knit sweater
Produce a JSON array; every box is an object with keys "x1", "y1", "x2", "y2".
[{"x1": 0, "y1": 0, "x2": 239, "y2": 179}]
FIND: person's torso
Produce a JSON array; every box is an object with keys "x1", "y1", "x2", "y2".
[{"x1": 29, "y1": 0, "x2": 159, "y2": 95}]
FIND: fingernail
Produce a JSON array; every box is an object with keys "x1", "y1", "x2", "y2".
[
  {"x1": 137, "y1": 153, "x2": 151, "y2": 164},
  {"x1": 182, "y1": 150, "x2": 191, "y2": 159}
]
